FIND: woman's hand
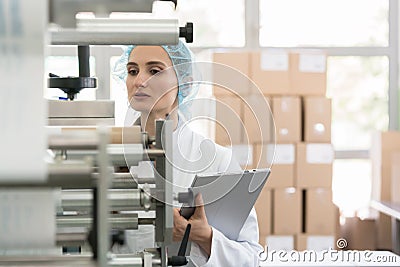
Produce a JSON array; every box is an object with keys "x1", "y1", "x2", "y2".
[{"x1": 173, "y1": 193, "x2": 213, "y2": 257}]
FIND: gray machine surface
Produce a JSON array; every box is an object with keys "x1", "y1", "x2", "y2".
[
  {"x1": 181, "y1": 169, "x2": 271, "y2": 240},
  {"x1": 48, "y1": 100, "x2": 115, "y2": 126},
  {"x1": 0, "y1": 121, "x2": 175, "y2": 267}
]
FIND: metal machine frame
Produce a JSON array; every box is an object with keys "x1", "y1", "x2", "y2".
[
  {"x1": 0, "y1": 120, "x2": 177, "y2": 267},
  {"x1": 0, "y1": 0, "x2": 193, "y2": 266}
]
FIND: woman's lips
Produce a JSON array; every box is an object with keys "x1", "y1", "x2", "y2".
[{"x1": 134, "y1": 92, "x2": 150, "y2": 99}]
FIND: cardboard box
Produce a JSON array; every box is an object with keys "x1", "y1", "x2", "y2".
[
  {"x1": 272, "y1": 96, "x2": 301, "y2": 143},
  {"x1": 305, "y1": 188, "x2": 336, "y2": 235},
  {"x1": 255, "y1": 189, "x2": 272, "y2": 236},
  {"x1": 254, "y1": 143, "x2": 295, "y2": 188},
  {"x1": 242, "y1": 95, "x2": 273, "y2": 144},
  {"x1": 296, "y1": 234, "x2": 335, "y2": 251},
  {"x1": 392, "y1": 152, "x2": 400, "y2": 203},
  {"x1": 290, "y1": 51, "x2": 327, "y2": 96},
  {"x1": 259, "y1": 234, "x2": 267, "y2": 248},
  {"x1": 253, "y1": 143, "x2": 269, "y2": 168},
  {"x1": 295, "y1": 143, "x2": 333, "y2": 188},
  {"x1": 334, "y1": 206, "x2": 341, "y2": 249},
  {"x1": 376, "y1": 215, "x2": 392, "y2": 251},
  {"x1": 273, "y1": 188, "x2": 302, "y2": 234},
  {"x1": 370, "y1": 131, "x2": 400, "y2": 201},
  {"x1": 303, "y1": 97, "x2": 332, "y2": 143},
  {"x1": 340, "y1": 216, "x2": 376, "y2": 251},
  {"x1": 229, "y1": 144, "x2": 254, "y2": 170},
  {"x1": 265, "y1": 235, "x2": 294, "y2": 251},
  {"x1": 215, "y1": 95, "x2": 243, "y2": 146},
  {"x1": 295, "y1": 234, "x2": 308, "y2": 251},
  {"x1": 370, "y1": 131, "x2": 400, "y2": 250},
  {"x1": 250, "y1": 50, "x2": 291, "y2": 95},
  {"x1": 213, "y1": 52, "x2": 250, "y2": 96}
]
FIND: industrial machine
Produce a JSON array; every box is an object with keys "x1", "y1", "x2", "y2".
[
  {"x1": 46, "y1": 0, "x2": 192, "y2": 126},
  {"x1": 0, "y1": 0, "x2": 193, "y2": 266}
]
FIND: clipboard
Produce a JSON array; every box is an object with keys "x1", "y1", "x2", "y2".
[{"x1": 180, "y1": 168, "x2": 271, "y2": 240}]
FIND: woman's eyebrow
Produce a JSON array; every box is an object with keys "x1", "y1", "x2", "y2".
[
  {"x1": 126, "y1": 61, "x2": 167, "y2": 67},
  {"x1": 126, "y1": 62, "x2": 138, "y2": 67},
  {"x1": 146, "y1": 61, "x2": 167, "y2": 67}
]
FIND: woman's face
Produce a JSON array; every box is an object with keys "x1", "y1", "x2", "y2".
[{"x1": 126, "y1": 46, "x2": 179, "y2": 116}]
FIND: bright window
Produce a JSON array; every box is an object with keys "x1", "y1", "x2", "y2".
[
  {"x1": 327, "y1": 56, "x2": 388, "y2": 214},
  {"x1": 327, "y1": 56, "x2": 389, "y2": 150},
  {"x1": 259, "y1": 0, "x2": 388, "y2": 47},
  {"x1": 333, "y1": 159, "x2": 372, "y2": 215},
  {"x1": 176, "y1": 0, "x2": 245, "y2": 47}
]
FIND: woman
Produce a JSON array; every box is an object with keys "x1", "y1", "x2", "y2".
[{"x1": 114, "y1": 41, "x2": 263, "y2": 266}]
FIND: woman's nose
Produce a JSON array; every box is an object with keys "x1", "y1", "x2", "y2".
[{"x1": 134, "y1": 72, "x2": 149, "y2": 88}]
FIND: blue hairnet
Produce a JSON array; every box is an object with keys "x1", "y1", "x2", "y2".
[{"x1": 113, "y1": 41, "x2": 199, "y2": 119}]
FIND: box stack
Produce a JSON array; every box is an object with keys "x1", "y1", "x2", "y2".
[
  {"x1": 212, "y1": 49, "x2": 338, "y2": 251},
  {"x1": 212, "y1": 51, "x2": 273, "y2": 170},
  {"x1": 339, "y1": 216, "x2": 377, "y2": 250},
  {"x1": 370, "y1": 131, "x2": 400, "y2": 250}
]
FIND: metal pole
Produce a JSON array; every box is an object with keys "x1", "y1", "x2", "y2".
[
  {"x1": 97, "y1": 127, "x2": 111, "y2": 267},
  {"x1": 78, "y1": 45, "x2": 90, "y2": 77}
]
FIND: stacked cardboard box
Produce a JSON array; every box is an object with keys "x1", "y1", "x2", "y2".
[
  {"x1": 213, "y1": 49, "x2": 338, "y2": 251},
  {"x1": 254, "y1": 189, "x2": 272, "y2": 247},
  {"x1": 370, "y1": 131, "x2": 400, "y2": 250},
  {"x1": 340, "y1": 216, "x2": 377, "y2": 250},
  {"x1": 392, "y1": 152, "x2": 400, "y2": 204}
]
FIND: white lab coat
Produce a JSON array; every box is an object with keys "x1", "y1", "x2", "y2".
[{"x1": 170, "y1": 123, "x2": 263, "y2": 267}]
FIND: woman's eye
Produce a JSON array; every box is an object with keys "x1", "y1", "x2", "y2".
[
  {"x1": 149, "y1": 68, "x2": 161, "y2": 75},
  {"x1": 128, "y1": 69, "x2": 138, "y2": 76}
]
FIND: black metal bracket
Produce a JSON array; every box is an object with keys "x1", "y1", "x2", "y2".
[{"x1": 48, "y1": 45, "x2": 97, "y2": 100}]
